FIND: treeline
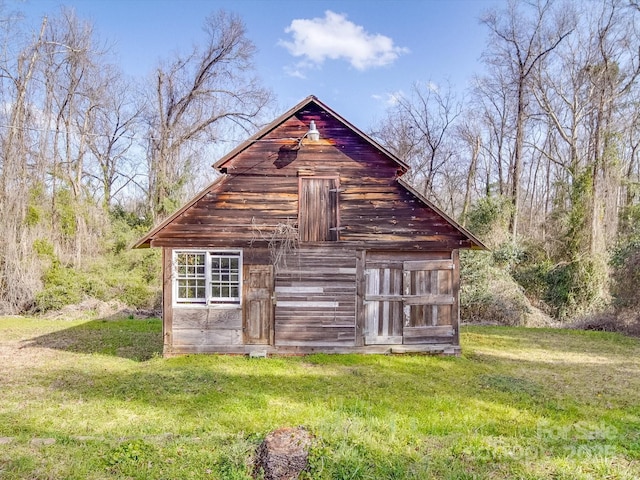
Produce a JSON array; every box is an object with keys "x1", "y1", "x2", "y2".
[
  {"x1": 0, "y1": 6, "x2": 271, "y2": 312},
  {"x1": 1, "y1": 1, "x2": 639, "y2": 328},
  {"x1": 373, "y1": 0, "x2": 640, "y2": 327}
]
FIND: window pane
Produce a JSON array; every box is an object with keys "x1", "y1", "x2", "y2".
[
  {"x1": 175, "y1": 253, "x2": 206, "y2": 303},
  {"x1": 230, "y1": 287, "x2": 239, "y2": 298}
]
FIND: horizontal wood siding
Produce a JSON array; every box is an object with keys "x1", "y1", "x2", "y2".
[
  {"x1": 274, "y1": 247, "x2": 356, "y2": 346},
  {"x1": 148, "y1": 104, "x2": 474, "y2": 250},
  {"x1": 172, "y1": 307, "x2": 242, "y2": 349}
]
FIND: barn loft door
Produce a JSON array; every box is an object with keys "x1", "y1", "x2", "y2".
[
  {"x1": 299, "y1": 177, "x2": 339, "y2": 242},
  {"x1": 364, "y1": 258, "x2": 455, "y2": 345},
  {"x1": 243, "y1": 264, "x2": 274, "y2": 345}
]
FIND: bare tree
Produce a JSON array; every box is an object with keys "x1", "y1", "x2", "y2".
[
  {"x1": 85, "y1": 72, "x2": 142, "y2": 209},
  {"x1": 145, "y1": 10, "x2": 272, "y2": 221},
  {"x1": 481, "y1": 0, "x2": 574, "y2": 240},
  {"x1": 472, "y1": 72, "x2": 514, "y2": 197},
  {"x1": 0, "y1": 14, "x2": 47, "y2": 311},
  {"x1": 531, "y1": 0, "x2": 640, "y2": 254},
  {"x1": 372, "y1": 81, "x2": 462, "y2": 206},
  {"x1": 39, "y1": 8, "x2": 108, "y2": 265},
  {"x1": 457, "y1": 119, "x2": 482, "y2": 225}
]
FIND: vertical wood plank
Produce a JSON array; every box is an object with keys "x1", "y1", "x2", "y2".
[
  {"x1": 392, "y1": 268, "x2": 403, "y2": 335},
  {"x1": 365, "y1": 268, "x2": 379, "y2": 338},
  {"x1": 299, "y1": 177, "x2": 339, "y2": 242},
  {"x1": 403, "y1": 269, "x2": 411, "y2": 328},
  {"x1": 437, "y1": 270, "x2": 453, "y2": 325},
  {"x1": 431, "y1": 270, "x2": 439, "y2": 326},
  {"x1": 162, "y1": 247, "x2": 173, "y2": 355},
  {"x1": 355, "y1": 250, "x2": 365, "y2": 346},
  {"x1": 381, "y1": 268, "x2": 390, "y2": 335},
  {"x1": 244, "y1": 264, "x2": 274, "y2": 344},
  {"x1": 452, "y1": 250, "x2": 461, "y2": 347}
]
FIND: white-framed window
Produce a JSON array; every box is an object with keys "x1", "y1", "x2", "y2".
[{"x1": 173, "y1": 250, "x2": 242, "y2": 305}]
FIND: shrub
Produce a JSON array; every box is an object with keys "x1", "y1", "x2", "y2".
[
  {"x1": 460, "y1": 250, "x2": 534, "y2": 326},
  {"x1": 35, "y1": 264, "x2": 84, "y2": 312},
  {"x1": 464, "y1": 195, "x2": 512, "y2": 245},
  {"x1": 30, "y1": 212, "x2": 161, "y2": 313},
  {"x1": 545, "y1": 257, "x2": 608, "y2": 320},
  {"x1": 461, "y1": 199, "x2": 553, "y2": 326},
  {"x1": 610, "y1": 236, "x2": 640, "y2": 310}
]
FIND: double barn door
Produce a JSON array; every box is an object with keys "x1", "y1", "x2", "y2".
[{"x1": 363, "y1": 255, "x2": 457, "y2": 345}]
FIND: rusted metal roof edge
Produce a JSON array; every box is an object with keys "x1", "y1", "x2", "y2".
[{"x1": 397, "y1": 177, "x2": 487, "y2": 250}]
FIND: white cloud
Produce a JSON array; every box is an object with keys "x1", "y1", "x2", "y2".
[
  {"x1": 279, "y1": 11, "x2": 408, "y2": 73},
  {"x1": 283, "y1": 64, "x2": 308, "y2": 79},
  {"x1": 372, "y1": 91, "x2": 405, "y2": 107}
]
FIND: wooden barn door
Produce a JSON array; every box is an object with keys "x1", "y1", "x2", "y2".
[
  {"x1": 299, "y1": 177, "x2": 339, "y2": 242},
  {"x1": 364, "y1": 255, "x2": 457, "y2": 345},
  {"x1": 363, "y1": 262, "x2": 404, "y2": 344},
  {"x1": 243, "y1": 265, "x2": 274, "y2": 345},
  {"x1": 402, "y1": 260, "x2": 456, "y2": 344}
]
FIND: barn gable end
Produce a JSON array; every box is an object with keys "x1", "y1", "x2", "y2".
[{"x1": 136, "y1": 96, "x2": 484, "y2": 356}]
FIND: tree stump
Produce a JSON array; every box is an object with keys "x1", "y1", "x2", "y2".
[{"x1": 254, "y1": 427, "x2": 313, "y2": 480}]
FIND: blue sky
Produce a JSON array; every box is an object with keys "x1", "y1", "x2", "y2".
[{"x1": 14, "y1": 0, "x2": 498, "y2": 130}]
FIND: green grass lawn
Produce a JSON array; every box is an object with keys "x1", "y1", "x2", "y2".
[{"x1": 0, "y1": 317, "x2": 639, "y2": 479}]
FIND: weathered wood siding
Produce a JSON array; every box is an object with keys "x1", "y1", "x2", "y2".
[
  {"x1": 243, "y1": 264, "x2": 274, "y2": 345},
  {"x1": 145, "y1": 99, "x2": 477, "y2": 355},
  {"x1": 363, "y1": 251, "x2": 458, "y2": 347},
  {"x1": 171, "y1": 307, "x2": 243, "y2": 352},
  {"x1": 274, "y1": 247, "x2": 356, "y2": 347},
  {"x1": 299, "y1": 177, "x2": 339, "y2": 242},
  {"x1": 147, "y1": 103, "x2": 473, "y2": 250}
]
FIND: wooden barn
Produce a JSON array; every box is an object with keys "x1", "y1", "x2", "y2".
[{"x1": 135, "y1": 96, "x2": 485, "y2": 356}]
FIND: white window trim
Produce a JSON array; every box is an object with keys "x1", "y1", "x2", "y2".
[{"x1": 172, "y1": 249, "x2": 243, "y2": 308}]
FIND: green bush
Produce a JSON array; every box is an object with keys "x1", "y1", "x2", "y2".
[
  {"x1": 460, "y1": 199, "x2": 549, "y2": 326},
  {"x1": 544, "y1": 257, "x2": 607, "y2": 320},
  {"x1": 610, "y1": 236, "x2": 640, "y2": 310},
  {"x1": 460, "y1": 250, "x2": 532, "y2": 326},
  {"x1": 30, "y1": 209, "x2": 161, "y2": 313},
  {"x1": 464, "y1": 195, "x2": 512, "y2": 243},
  {"x1": 35, "y1": 264, "x2": 85, "y2": 312}
]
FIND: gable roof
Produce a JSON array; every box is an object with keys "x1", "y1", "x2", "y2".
[
  {"x1": 134, "y1": 95, "x2": 486, "y2": 250},
  {"x1": 213, "y1": 95, "x2": 410, "y2": 173}
]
